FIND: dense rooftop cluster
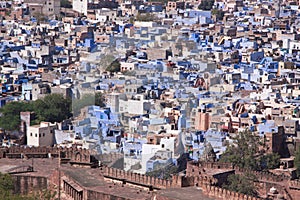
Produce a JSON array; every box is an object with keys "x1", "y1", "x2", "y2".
[{"x1": 1, "y1": 0, "x2": 300, "y2": 199}]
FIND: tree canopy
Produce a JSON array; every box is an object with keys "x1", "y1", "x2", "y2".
[
  {"x1": 0, "y1": 101, "x2": 33, "y2": 131},
  {"x1": 211, "y1": 9, "x2": 225, "y2": 20},
  {"x1": 33, "y1": 94, "x2": 72, "y2": 123},
  {"x1": 220, "y1": 130, "x2": 280, "y2": 171},
  {"x1": 198, "y1": 0, "x2": 215, "y2": 11},
  {"x1": 223, "y1": 173, "x2": 258, "y2": 197},
  {"x1": 0, "y1": 94, "x2": 72, "y2": 131},
  {"x1": 258, "y1": 153, "x2": 280, "y2": 171}
]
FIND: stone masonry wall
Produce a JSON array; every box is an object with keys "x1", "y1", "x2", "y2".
[
  {"x1": 13, "y1": 175, "x2": 48, "y2": 195},
  {"x1": 100, "y1": 166, "x2": 183, "y2": 189}
]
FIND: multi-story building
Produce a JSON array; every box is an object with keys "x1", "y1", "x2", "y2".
[
  {"x1": 27, "y1": 122, "x2": 58, "y2": 147},
  {"x1": 24, "y1": 0, "x2": 60, "y2": 18}
]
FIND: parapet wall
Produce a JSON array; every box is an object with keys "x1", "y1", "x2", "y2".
[
  {"x1": 0, "y1": 146, "x2": 91, "y2": 163},
  {"x1": 13, "y1": 175, "x2": 48, "y2": 195},
  {"x1": 187, "y1": 161, "x2": 300, "y2": 198},
  {"x1": 100, "y1": 166, "x2": 183, "y2": 190},
  {"x1": 201, "y1": 183, "x2": 261, "y2": 200},
  {"x1": 188, "y1": 161, "x2": 291, "y2": 183},
  {"x1": 289, "y1": 179, "x2": 300, "y2": 188}
]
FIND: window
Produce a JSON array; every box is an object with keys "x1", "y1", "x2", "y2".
[
  {"x1": 35, "y1": 134, "x2": 37, "y2": 137},
  {"x1": 30, "y1": 133, "x2": 32, "y2": 136},
  {"x1": 43, "y1": 133, "x2": 45, "y2": 137},
  {"x1": 39, "y1": 134, "x2": 41, "y2": 137},
  {"x1": 162, "y1": 144, "x2": 165, "y2": 148}
]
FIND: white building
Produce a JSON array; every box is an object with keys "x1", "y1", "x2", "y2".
[
  {"x1": 119, "y1": 94, "x2": 151, "y2": 115},
  {"x1": 72, "y1": 0, "x2": 88, "y2": 15},
  {"x1": 140, "y1": 136, "x2": 175, "y2": 173},
  {"x1": 27, "y1": 122, "x2": 58, "y2": 147}
]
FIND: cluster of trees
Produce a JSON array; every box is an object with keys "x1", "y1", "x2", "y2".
[
  {"x1": 0, "y1": 173, "x2": 57, "y2": 200},
  {"x1": 219, "y1": 130, "x2": 281, "y2": 196},
  {"x1": 223, "y1": 173, "x2": 258, "y2": 197},
  {"x1": 0, "y1": 93, "x2": 106, "y2": 132},
  {"x1": 0, "y1": 94, "x2": 72, "y2": 132},
  {"x1": 220, "y1": 130, "x2": 280, "y2": 171},
  {"x1": 211, "y1": 9, "x2": 225, "y2": 20},
  {"x1": 198, "y1": 0, "x2": 215, "y2": 11}
]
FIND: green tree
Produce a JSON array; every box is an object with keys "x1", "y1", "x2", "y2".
[
  {"x1": 295, "y1": 148, "x2": 300, "y2": 177},
  {"x1": 211, "y1": 9, "x2": 225, "y2": 20},
  {"x1": 220, "y1": 130, "x2": 281, "y2": 171},
  {"x1": 0, "y1": 172, "x2": 14, "y2": 192},
  {"x1": 223, "y1": 173, "x2": 258, "y2": 197},
  {"x1": 0, "y1": 102, "x2": 33, "y2": 131},
  {"x1": 220, "y1": 130, "x2": 261, "y2": 170},
  {"x1": 259, "y1": 153, "x2": 280, "y2": 171},
  {"x1": 198, "y1": 0, "x2": 215, "y2": 10},
  {"x1": 60, "y1": 0, "x2": 72, "y2": 8},
  {"x1": 0, "y1": 173, "x2": 56, "y2": 200},
  {"x1": 32, "y1": 189, "x2": 58, "y2": 200},
  {"x1": 33, "y1": 94, "x2": 72, "y2": 123},
  {"x1": 0, "y1": 173, "x2": 30, "y2": 200}
]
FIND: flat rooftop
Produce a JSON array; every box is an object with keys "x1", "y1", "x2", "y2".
[{"x1": 155, "y1": 187, "x2": 214, "y2": 200}]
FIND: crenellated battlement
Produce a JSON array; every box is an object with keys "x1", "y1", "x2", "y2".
[
  {"x1": 2, "y1": 147, "x2": 299, "y2": 199},
  {"x1": 99, "y1": 166, "x2": 182, "y2": 190},
  {"x1": 289, "y1": 179, "x2": 300, "y2": 189},
  {"x1": 186, "y1": 161, "x2": 300, "y2": 199},
  {"x1": 0, "y1": 146, "x2": 91, "y2": 164},
  {"x1": 187, "y1": 161, "x2": 291, "y2": 183},
  {"x1": 201, "y1": 183, "x2": 261, "y2": 200}
]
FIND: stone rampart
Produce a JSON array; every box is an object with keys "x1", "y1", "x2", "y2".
[{"x1": 100, "y1": 166, "x2": 183, "y2": 190}]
